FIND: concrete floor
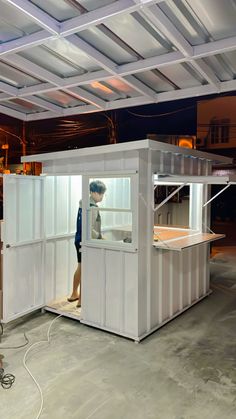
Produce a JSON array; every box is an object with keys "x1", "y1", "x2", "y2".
[{"x1": 1, "y1": 267, "x2": 236, "y2": 419}]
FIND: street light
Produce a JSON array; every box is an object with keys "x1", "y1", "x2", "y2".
[
  {"x1": 1, "y1": 143, "x2": 9, "y2": 169},
  {"x1": 0, "y1": 127, "x2": 27, "y2": 172}
]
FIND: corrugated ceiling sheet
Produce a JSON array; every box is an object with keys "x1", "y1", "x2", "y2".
[{"x1": 0, "y1": 0, "x2": 235, "y2": 120}]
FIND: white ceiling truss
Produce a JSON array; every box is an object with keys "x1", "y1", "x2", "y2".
[{"x1": 0, "y1": 0, "x2": 236, "y2": 121}]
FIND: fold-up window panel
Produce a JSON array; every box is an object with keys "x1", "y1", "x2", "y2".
[
  {"x1": 154, "y1": 175, "x2": 231, "y2": 184},
  {"x1": 153, "y1": 228, "x2": 225, "y2": 251}
]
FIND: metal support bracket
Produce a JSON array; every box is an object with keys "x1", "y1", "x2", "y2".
[
  {"x1": 154, "y1": 183, "x2": 187, "y2": 212},
  {"x1": 203, "y1": 183, "x2": 232, "y2": 208}
]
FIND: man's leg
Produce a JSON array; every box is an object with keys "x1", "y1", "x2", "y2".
[{"x1": 68, "y1": 263, "x2": 81, "y2": 301}]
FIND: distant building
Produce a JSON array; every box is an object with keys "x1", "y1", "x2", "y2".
[
  {"x1": 197, "y1": 97, "x2": 236, "y2": 151},
  {"x1": 197, "y1": 97, "x2": 236, "y2": 232}
]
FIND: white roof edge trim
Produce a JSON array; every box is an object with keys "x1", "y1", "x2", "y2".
[
  {"x1": 149, "y1": 142, "x2": 232, "y2": 164},
  {"x1": 21, "y1": 139, "x2": 149, "y2": 162},
  {"x1": 21, "y1": 139, "x2": 232, "y2": 164}
]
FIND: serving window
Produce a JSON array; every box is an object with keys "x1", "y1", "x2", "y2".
[
  {"x1": 153, "y1": 175, "x2": 225, "y2": 251},
  {"x1": 154, "y1": 184, "x2": 190, "y2": 228}
]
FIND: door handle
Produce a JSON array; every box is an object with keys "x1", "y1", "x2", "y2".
[{"x1": 6, "y1": 244, "x2": 10, "y2": 248}]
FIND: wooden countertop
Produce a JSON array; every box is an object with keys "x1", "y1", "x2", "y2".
[{"x1": 102, "y1": 225, "x2": 225, "y2": 251}]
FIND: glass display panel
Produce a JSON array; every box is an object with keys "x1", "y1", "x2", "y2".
[
  {"x1": 87, "y1": 177, "x2": 132, "y2": 244},
  {"x1": 88, "y1": 208, "x2": 132, "y2": 243}
]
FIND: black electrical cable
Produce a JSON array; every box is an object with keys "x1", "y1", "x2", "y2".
[
  {"x1": 0, "y1": 323, "x2": 29, "y2": 349},
  {"x1": 0, "y1": 323, "x2": 30, "y2": 390},
  {"x1": 0, "y1": 368, "x2": 15, "y2": 389},
  {"x1": 0, "y1": 332, "x2": 29, "y2": 349},
  {"x1": 127, "y1": 105, "x2": 195, "y2": 118}
]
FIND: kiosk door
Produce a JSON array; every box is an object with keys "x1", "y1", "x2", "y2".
[{"x1": 2, "y1": 175, "x2": 44, "y2": 322}]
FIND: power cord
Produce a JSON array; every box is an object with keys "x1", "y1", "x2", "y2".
[{"x1": 23, "y1": 314, "x2": 63, "y2": 419}]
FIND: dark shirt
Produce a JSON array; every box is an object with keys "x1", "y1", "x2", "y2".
[{"x1": 74, "y1": 199, "x2": 101, "y2": 245}]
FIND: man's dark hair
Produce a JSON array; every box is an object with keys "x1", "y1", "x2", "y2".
[{"x1": 90, "y1": 180, "x2": 106, "y2": 194}]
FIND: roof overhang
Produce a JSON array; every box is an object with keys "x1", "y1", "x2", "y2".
[{"x1": 21, "y1": 139, "x2": 233, "y2": 164}]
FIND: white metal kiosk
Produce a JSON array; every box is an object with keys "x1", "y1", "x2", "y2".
[{"x1": 0, "y1": 140, "x2": 233, "y2": 341}]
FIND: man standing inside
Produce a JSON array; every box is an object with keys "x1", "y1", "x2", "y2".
[{"x1": 67, "y1": 180, "x2": 106, "y2": 307}]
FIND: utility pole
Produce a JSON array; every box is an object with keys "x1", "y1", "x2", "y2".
[
  {"x1": 102, "y1": 112, "x2": 117, "y2": 144},
  {"x1": 22, "y1": 121, "x2": 27, "y2": 173},
  {"x1": 1, "y1": 138, "x2": 9, "y2": 170}
]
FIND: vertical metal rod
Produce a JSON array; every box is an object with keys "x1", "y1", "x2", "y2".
[{"x1": 22, "y1": 121, "x2": 27, "y2": 173}]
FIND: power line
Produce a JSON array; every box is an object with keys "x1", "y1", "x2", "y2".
[{"x1": 126, "y1": 105, "x2": 195, "y2": 118}]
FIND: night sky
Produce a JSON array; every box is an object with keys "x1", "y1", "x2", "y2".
[{"x1": 1, "y1": 91, "x2": 236, "y2": 162}]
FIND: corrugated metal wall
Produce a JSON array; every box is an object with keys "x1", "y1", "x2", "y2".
[
  {"x1": 143, "y1": 152, "x2": 212, "y2": 339},
  {"x1": 44, "y1": 175, "x2": 81, "y2": 303}
]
